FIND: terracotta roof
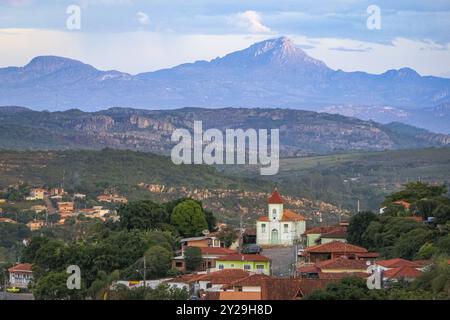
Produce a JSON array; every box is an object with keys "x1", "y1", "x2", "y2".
[
  {"x1": 224, "y1": 275, "x2": 331, "y2": 300},
  {"x1": 318, "y1": 272, "x2": 368, "y2": 280},
  {"x1": 199, "y1": 247, "x2": 237, "y2": 256},
  {"x1": 355, "y1": 252, "x2": 380, "y2": 258},
  {"x1": 376, "y1": 258, "x2": 421, "y2": 269},
  {"x1": 316, "y1": 256, "x2": 368, "y2": 270},
  {"x1": 268, "y1": 191, "x2": 283, "y2": 204},
  {"x1": 305, "y1": 241, "x2": 368, "y2": 254},
  {"x1": 304, "y1": 226, "x2": 341, "y2": 235},
  {"x1": 217, "y1": 253, "x2": 271, "y2": 262},
  {"x1": 195, "y1": 269, "x2": 251, "y2": 284},
  {"x1": 393, "y1": 200, "x2": 411, "y2": 209},
  {"x1": 383, "y1": 266, "x2": 422, "y2": 279},
  {"x1": 297, "y1": 265, "x2": 320, "y2": 274},
  {"x1": 257, "y1": 216, "x2": 270, "y2": 222},
  {"x1": 320, "y1": 228, "x2": 347, "y2": 239},
  {"x1": 281, "y1": 209, "x2": 306, "y2": 222},
  {"x1": 8, "y1": 263, "x2": 33, "y2": 273}
]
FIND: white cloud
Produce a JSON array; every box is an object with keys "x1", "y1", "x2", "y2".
[
  {"x1": 136, "y1": 12, "x2": 150, "y2": 26},
  {"x1": 230, "y1": 10, "x2": 272, "y2": 34}
]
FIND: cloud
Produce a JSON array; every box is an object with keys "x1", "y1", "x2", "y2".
[
  {"x1": 329, "y1": 46, "x2": 372, "y2": 52},
  {"x1": 230, "y1": 10, "x2": 272, "y2": 34},
  {"x1": 0, "y1": 0, "x2": 32, "y2": 6},
  {"x1": 136, "y1": 12, "x2": 150, "y2": 26}
]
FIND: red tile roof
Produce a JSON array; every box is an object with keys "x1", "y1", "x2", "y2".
[
  {"x1": 195, "y1": 269, "x2": 251, "y2": 284},
  {"x1": 305, "y1": 241, "x2": 368, "y2": 254},
  {"x1": 8, "y1": 263, "x2": 33, "y2": 273},
  {"x1": 320, "y1": 228, "x2": 347, "y2": 239},
  {"x1": 304, "y1": 226, "x2": 341, "y2": 235},
  {"x1": 376, "y1": 258, "x2": 421, "y2": 269},
  {"x1": 224, "y1": 275, "x2": 332, "y2": 300},
  {"x1": 281, "y1": 209, "x2": 306, "y2": 222},
  {"x1": 383, "y1": 266, "x2": 422, "y2": 279},
  {"x1": 318, "y1": 272, "x2": 368, "y2": 280},
  {"x1": 298, "y1": 264, "x2": 320, "y2": 274},
  {"x1": 217, "y1": 253, "x2": 271, "y2": 262},
  {"x1": 393, "y1": 200, "x2": 411, "y2": 209},
  {"x1": 257, "y1": 216, "x2": 270, "y2": 222},
  {"x1": 268, "y1": 190, "x2": 283, "y2": 204},
  {"x1": 199, "y1": 247, "x2": 237, "y2": 256},
  {"x1": 316, "y1": 256, "x2": 368, "y2": 270}
]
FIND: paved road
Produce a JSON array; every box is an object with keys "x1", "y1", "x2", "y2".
[
  {"x1": 0, "y1": 292, "x2": 34, "y2": 300},
  {"x1": 262, "y1": 246, "x2": 297, "y2": 277}
]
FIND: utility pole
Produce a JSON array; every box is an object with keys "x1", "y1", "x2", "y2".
[
  {"x1": 143, "y1": 255, "x2": 147, "y2": 299},
  {"x1": 357, "y1": 199, "x2": 360, "y2": 213},
  {"x1": 239, "y1": 210, "x2": 243, "y2": 254}
]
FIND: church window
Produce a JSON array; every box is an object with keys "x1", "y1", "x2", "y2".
[
  {"x1": 284, "y1": 224, "x2": 289, "y2": 233},
  {"x1": 272, "y1": 209, "x2": 277, "y2": 219},
  {"x1": 261, "y1": 224, "x2": 266, "y2": 233}
]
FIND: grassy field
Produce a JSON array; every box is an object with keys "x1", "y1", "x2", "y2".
[{"x1": 219, "y1": 147, "x2": 450, "y2": 212}]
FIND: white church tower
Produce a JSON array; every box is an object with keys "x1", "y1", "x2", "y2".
[{"x1": 256, "y1": 190, "x2": 306, "y2": 246}]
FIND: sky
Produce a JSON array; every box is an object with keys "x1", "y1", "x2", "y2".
[{"x1": 0, "y1": 0, "x2": 449, "y2": 76}]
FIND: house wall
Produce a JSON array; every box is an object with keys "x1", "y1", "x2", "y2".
[
  {"x1": 321, "y1": 237, "x2": 347, "y2": 244},
  {"x1": 215, "y1": 260, "x2": 270, "y2": 275}
]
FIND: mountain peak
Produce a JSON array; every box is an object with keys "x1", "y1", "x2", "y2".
[
  {"x1": 24, "y1": 56, "x2": 94, "y2": 73},
  {"x1": 211, "y1": 37, "x2": 329, "y2": 71}
]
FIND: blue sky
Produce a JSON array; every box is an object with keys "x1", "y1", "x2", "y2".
[{"x1": 1, "y1": 0, "x2": 449, "y2": 76}]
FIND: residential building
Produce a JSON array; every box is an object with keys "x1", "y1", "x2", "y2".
[
  {"x1": 383, "y1": 266, "x2": 423, "y2": 283},
  {"x1": 166, "y1": 269, "x2": 251, "y2": 295},
  {"x1": 216, "y1": 274, "x2": 332, "y2": 300},
  {"x1": 57, "y1": 202, "x2": 75, "y2": 215},
  {"x1": 298, "y1": 256, "x2": 369, "y2": 279},
  {"x1": 30, "y1": 205, "x2": 47, "y2": 213},
  {"x1": 0, "y1": 217, "x2": 17, "y2": 224},
  {"x1": 256, "y1": 190, "x2": 306, "y2": 246},
  {"x1": 8, "y1": 263, "x2": 33, "y2": 288},
  {"x1": 50, "y1": 187, "x2": 65, "y2": 196},
  {"x1": 215, "y1": 253, "x2": 271, "y2": 275},
  {"x1": 172, "y1": 247, "x2": 237, "y2": 272},
  {"x1": 180, "y1": 236, "x2": 222, "y2": 249},
  {"x1": 302, "y1": 224, "x2": 347, "y2": 246},
  {"x1": 26, "y1": 220, "x2": 46, "y2": 231},
  {"x1": 304, "y1": 241, "x2": 379, "y2": 263},
  {"x1": 26, "y1": 188, "x2": 46, "y2": 201}
]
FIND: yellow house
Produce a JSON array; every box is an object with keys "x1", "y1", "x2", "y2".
[{"x1": 215, "y1": 254, "x2": 271, "y2": 275}]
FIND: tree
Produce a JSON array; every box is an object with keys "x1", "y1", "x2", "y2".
[
  {"x1": 119, "y1": 200, "x2": 169, "y2": 230},
  {"x1": 413, "y1": 258, "x2": 450, "y2": 298},
  {"x1": 217, "y1": 226, "x2": 238, "y2": 248},
  {"x1": 347, "y1": 211, "x2": 377, "y2": 246},
  {"x1": 34, "y1": 271, "x2": 86, "y2": 300},
  {"x1": 144, "y1": 245, "x2": 173, "y2": 278},
  {"x1": 171, "y1": 200, "x2": 208, "y2": 237},
  {"x1": 393, "y1": 228, "x2": 431, "y2": 260},
  {"x1": 306, "y1": 276, "x2": 386, "y2": 300},
  {"x1": 183, "y1": 247, "x2": 202, "y2": 272}
]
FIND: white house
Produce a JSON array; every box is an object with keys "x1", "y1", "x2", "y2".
[{"x1": 256, "y1": 191, "x2": 306, "y2": 246}]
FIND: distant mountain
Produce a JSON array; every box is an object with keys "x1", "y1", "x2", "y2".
[
  {"x1": 1, "y1": 37, "x2": 449, "y2": 112},
  {"x1": 0, "y1": 106, "x2": 448, "y2": 156},
  {"x1": 320, "y1": 102, "x2": 450, "y2": 134}
]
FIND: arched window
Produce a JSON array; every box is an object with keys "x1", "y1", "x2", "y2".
[{"x1": 272, "y1": 208, "x2": 277, "y2": 219}]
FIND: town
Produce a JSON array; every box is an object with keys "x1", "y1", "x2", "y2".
[{"x1": 1, "y1": 182, "x2": 449, "y2": 300}]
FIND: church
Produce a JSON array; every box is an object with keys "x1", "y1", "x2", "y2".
[{"x1": 256, "y1": 190, "x2": 306, "y2": 246}]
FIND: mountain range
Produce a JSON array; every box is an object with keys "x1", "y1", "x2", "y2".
[
  {"x1": 0, "y1": 106, "x2": 449, "y2": 156},
  {"x1": 1, "y1": 37, "x2": 449, "y2": 133}
]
